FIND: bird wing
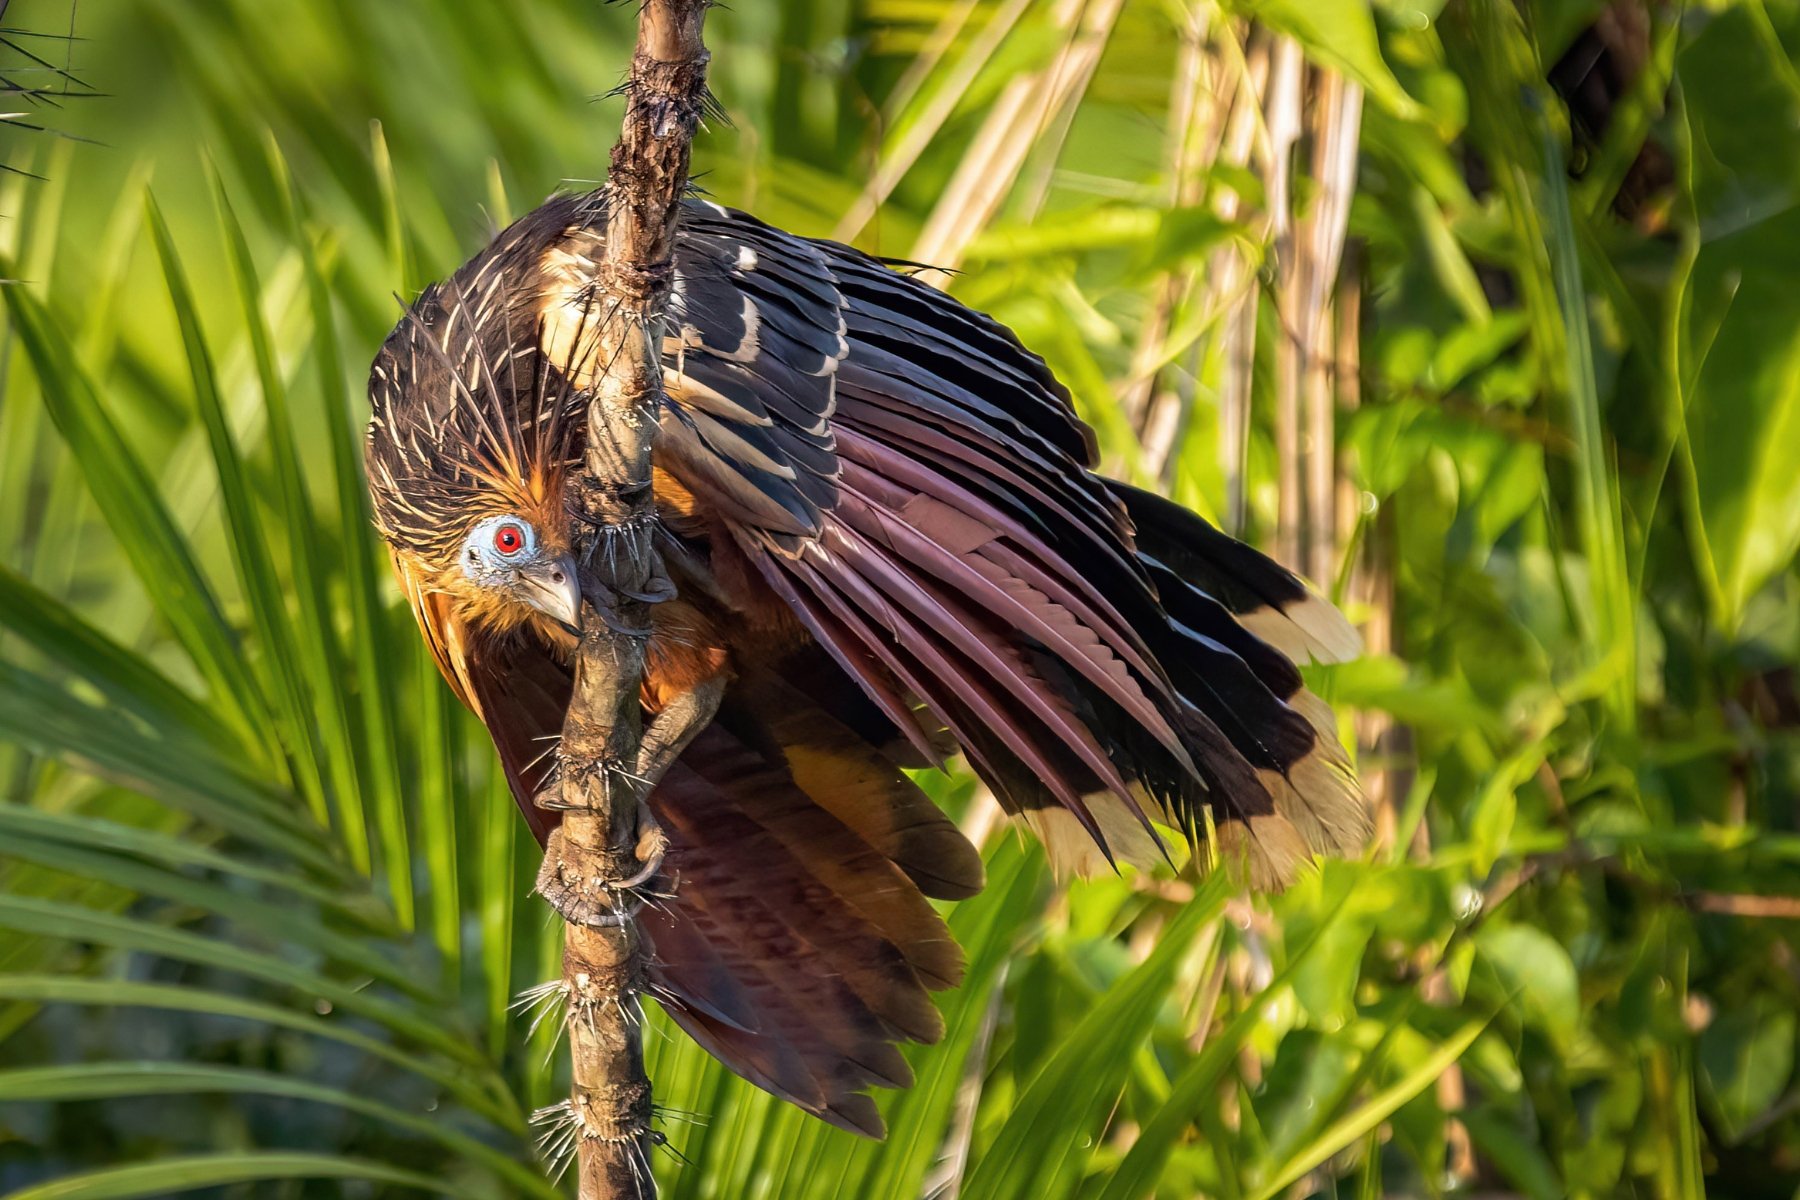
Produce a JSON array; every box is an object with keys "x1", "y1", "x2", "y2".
[
  {"x1": 391, "y1": 550, "x2": 565, "y2": 844},
  {"x1": 654, "y1": 204, "x2": 846, "y2": 546},
  {"x1": 403, "y1": 596, "x2": 979, "y2": 1135},
  {"x1": 643, "y1": 669, "x2": 980, "y2": 1138},
  {"x1": 660, "y1": 202, "x2": 1366, "y2": 884}
]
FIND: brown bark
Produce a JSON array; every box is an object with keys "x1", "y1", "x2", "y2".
[{"x1": 540, "y1": 4, "x2": 711, "y2": 1196}]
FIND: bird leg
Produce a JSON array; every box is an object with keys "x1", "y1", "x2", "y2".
[
  {"x1": 637, "y1": 672, "x2": 728, "y2": 786},
  {"x1": 534, "y1": 672, "x2": 726, "y2": 926},
  {"x1": 620, "y1": 671, "x2": 728, "y2": 881}
]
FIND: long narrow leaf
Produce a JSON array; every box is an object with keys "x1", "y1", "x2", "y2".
[
  {"x1": 0, "y1": 563, "x2": 236, "y2": 756},
  {"x1": 0, "y1": 805, "x2": 389, "y2": 932},
  {"x1": 208, "y1": 166, "x2": 373, "y2": 873},
  {"x1": 0, "y1": 267, "x2": 276, "y2": 761},
  {"x1": 285, "y1": 165, "x2": 414, "y2": 929},
  {"x1": 0, "y1": 1062, "x2": 558, "y2": 1199},
  {"x1": 963, "y1": 873, "x2": 1230, "y2": 1200},
  {"x1": 0, "y1": 1152, "x2": 479, "y2": 1200},
  {"x1": 1248, "y1": 1016, "x2": 1491, "y2": 1200},
  {"x1": 0, "y1": 895, "x2": 481, "y2": 1068},
  {"x1": 143, "y1": 192, "x2": 331, "y2": 825},
  {"x1": 0, "y1": 661, "x2": 339, "y2": 877},
  {"x1": 0, "y1": 834, "x2": 430, "y2": 1001},
  {"x1": 0, "y1": 975, "x2": 520, "y2": 1130}
]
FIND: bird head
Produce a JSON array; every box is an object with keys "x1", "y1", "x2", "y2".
[
  {"x1": 365, "y1": 210, "x2": 595, "y2": 650},
  {"x1": 449, "y1": 511, "x2": 581, "y2": 633}
]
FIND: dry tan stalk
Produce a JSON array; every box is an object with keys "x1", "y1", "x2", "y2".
[
  {"x1": 1264, "y1": 39, "x2": 1305, "y2": 568},
  {"x1": 1213, "y1": 30, "x2": 1270, "y2": 534},
  {"x1": 910, "y1": 0, "x2": 1124, "y2": 272},
  {"x1": 540, "y1": 3, "x2": 711, "y2": 1195},
  {"x1": 1303, "y1": 293, "x2": 1337, "y2": 586},
  {"x1": 1009, "y1": 0, "x2": 1130, "y2": 223},
  {"x1": 1299, "y1": 70, "x2": 1364, "y2": 585},
  {"x1": 1687, "y1": 893, "x2": 1800, "y2": 918},
  {"x1": 1129, "y1": 13, "x2": 1317, "y2": 487},
  {"x1": 1136, "y1": 382, "x2": 1188, "y2": 481},
  {"x1": 1333, "y1": 249, "x2": 1364, "y2": 596},
  {"x1": 1120, "y1": 3, "x2": 1215, "y2": 445},
  {"x1": 1270, "y1": 56, "x2": 1362, "y2": 576},
  {"x1": 876, "y1": 0, "x2": 984, "y2": 155},
  {"x1": 907, "y1": 0, "x2": 1085, "y2": 270},
  {"x1": 832, "y1": 0, "x2": 1039, "y2": 244}
]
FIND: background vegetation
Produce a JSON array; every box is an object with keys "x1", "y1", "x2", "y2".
[{"x1": 0, "y1": 0, "x2": 1797, "y2": 1195}]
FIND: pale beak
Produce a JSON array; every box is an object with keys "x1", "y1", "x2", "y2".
[{"x1": 518, "y1": 554, "x2": 581, "y2": 632}]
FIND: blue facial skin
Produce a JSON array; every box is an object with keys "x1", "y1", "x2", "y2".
[
  {"x1": 460, "y1": 514, "x2": 582, "y2": 631},
  {"x1": 462, "y1": 512, "x2": 541, "y2": 588}
]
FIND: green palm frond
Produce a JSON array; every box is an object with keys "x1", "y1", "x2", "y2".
[{"x1": 4, "y1": 0, "x2": 1799, "y2": 1196}]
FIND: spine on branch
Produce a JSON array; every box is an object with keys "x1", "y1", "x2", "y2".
[{"x1": 538, "y1": 3, "x2": 711, "y2": 1197}]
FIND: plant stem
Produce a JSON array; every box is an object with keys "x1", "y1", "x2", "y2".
[{"x1": 549, "y1": 2, "x2": 710, "y2": 1196}]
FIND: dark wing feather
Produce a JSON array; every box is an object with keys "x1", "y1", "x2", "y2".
[
  {"x1": 403, "y1": 577, "x2": 974, "y2": 1133},
  {"x1": 644, "y1": 684, "x2": 976, "y2": 1138},
  {"x1": 657, "y1": 203, "x2": 846, "y2": 549},
  {"x1": 1108, "y1": 481, "x2": 1363, "y2": 666},
  {"x1": 662, "y1": 202, "x2": 1368, "y2": 882}
]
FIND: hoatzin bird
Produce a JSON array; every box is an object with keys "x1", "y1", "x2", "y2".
[{"x1": 366, "y1": 192, "x2": 1366, "y2": 1136}]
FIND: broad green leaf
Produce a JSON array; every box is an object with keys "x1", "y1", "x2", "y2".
[
  {"x1": 1676, "y1": 5, "x2": 1800, "y2": 624},
  {"x1": 1698, "y1": 995, "x2": 1796, "y2": 1143},
  {"x1": 1474, "y1": 924, "x2": 1579, "y2": 1052},
  {"x1": 1233, "y1": 0, "x2": 1421, "y2": 119}
]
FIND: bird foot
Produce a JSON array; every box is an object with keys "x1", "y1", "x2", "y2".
[
  {"x1": 530, "y1": 676, "x2": 720, "y2": 928},
  {"x1": 535, "y1": 842, "x2": 632, "y2": 927},
  {"x1": 533, "y1": 809, "x2": 667, "y2": 928}
]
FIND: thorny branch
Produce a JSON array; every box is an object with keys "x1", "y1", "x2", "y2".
[{"x1": 532, "y1": 2, "x2": 713, "y2": 1196}]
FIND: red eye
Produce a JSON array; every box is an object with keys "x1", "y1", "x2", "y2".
[{"x1": 493, "y1": 523, "x2": 525, "y2": 555}]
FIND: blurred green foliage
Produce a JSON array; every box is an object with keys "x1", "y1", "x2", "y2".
[{"x1": 0, "y1": 0, "x2": 1798, "y2": 1196}]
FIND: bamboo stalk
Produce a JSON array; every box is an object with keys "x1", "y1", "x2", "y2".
[
  {"x1": 537, "y1": 4, "x2": 711, "y2": 1196},
  {"x1": 1215, "y1": 30, "x2": 1269, "y2": 535},
  {"x1": 832, "y1": 0, "x2": 1038, "y2": 244},
  {"x1": 1121, "y1": 3, "x2": 1214, "y2": 450},
  {"x1": 910, "y1": 0, "x2": 1122, "y2": 271},
  {"x1": 1264, "y1": 38, "x2": 1303, "y2": 565}
]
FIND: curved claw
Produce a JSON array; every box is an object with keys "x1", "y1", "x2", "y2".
[
  {"x1": 612, "y1": 850, "x2": 664, "y2": 892},
  {"x1": 615, "y1": 807, "x2": 669, "y2": 890}
]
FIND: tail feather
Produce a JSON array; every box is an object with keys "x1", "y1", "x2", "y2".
[
  {"x1": 741, "y1": 669, "x2": 984, "y2": 900},
  {"x1": 1112, "y1": 482, "x2": 1371, "y2": 879},
  {"x1": 641, "y1": 680, "x2": 978, "y2": 1137},
  {"x1": 1111, "y1": 481, "x2": 1362, "y2": 665}
]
